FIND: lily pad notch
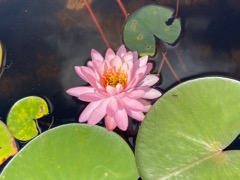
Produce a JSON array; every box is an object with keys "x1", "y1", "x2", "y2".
[
  {"x1": 6, "y1": 96, "x2": 51, "y2": 141},
  {"x1": 136, "y1": 77, "x2": 240, "y2": 179}
]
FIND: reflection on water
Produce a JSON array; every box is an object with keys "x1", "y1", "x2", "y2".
[{"x1": 0, "y1": 0, "x2": 240, "y2": 126}]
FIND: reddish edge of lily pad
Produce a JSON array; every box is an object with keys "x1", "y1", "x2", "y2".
[{"x1": 0, "y1": 120, "x2": 18, "y2": 165}]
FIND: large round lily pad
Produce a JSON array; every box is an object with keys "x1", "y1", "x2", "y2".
[
  {"x1": 136, "y1": 77, "x2": 240, "y2": 179},
  {"x1": 7, "y1": 96, "x2": 50, "y2": 141},
  {"x1": 123, "y1": 5, "x2": 181, "y2": 56},
  {"x1": 0, "y1": 124, "x2": 139, "y2": 179},
  {"x1": 0, "y1": 121, "x2": 18, "y2": 165}
]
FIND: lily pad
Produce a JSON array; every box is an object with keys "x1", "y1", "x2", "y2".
[
  {"x1": 123, "y1": 5, "x2": 181, "y2": 56},
  {"x1": 7, "y1": 96, "x2": 50, "y2": 141},
  {"x1": 136, "y1": 77, "x2": 240, "y2": 179},
  {"x1": 0, "y1": 41, "x2": 6, "y2": 78},
  {"x1": 0, "y1": 124, "x2": 139, "y2": 179},
  {"x1": 0, "y1": 121, "x2": 18, "y2": 165}
]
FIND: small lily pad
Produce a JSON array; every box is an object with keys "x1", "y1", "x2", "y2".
[
  {"x1": 123, "y1": 5, "x2": 181, "y2": 56},
  {"x1": 0, "y1": 124, "x2": 139, "y2": 179},
  {"x1": 0, "y1": 120, "x2": 18, "y2": 165},
  {"x1": 136, "y1": 77, "x2": 240, "y2": 179},
  {"x1": 0, "y1": 41, "x2": 6, "y2": 78},
  {"x1": 7, "y1": 96, "x2": 50, "y2": 141}
]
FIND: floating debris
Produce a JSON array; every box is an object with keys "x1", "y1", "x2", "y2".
[{"x1": 66, "y1": 0, "x2": 93, "y2": 10}]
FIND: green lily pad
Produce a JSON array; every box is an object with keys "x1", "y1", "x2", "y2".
[
  {"x1": 0, "y1": 124, "x2": 139, "y2": 179},
  {"x1": 7, "y1": 96, "x2": 50, "y2": 141},
  {"x1": 136, "y1": 77, "x2": 240, "y2": 179},
  {"x1": 0, "y1": 121, "x2": 18, "y2": 165},
  {"x1": 0, "y1": 41, "x2": 6, "y2": 78},
  {"x1": 123, "y1": 5, "x2": 181, "y2": 56}
]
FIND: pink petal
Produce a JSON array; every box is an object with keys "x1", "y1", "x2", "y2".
[
  {"x1": 131, "y1": 56, "x2": 148, "y2": 74},
  {"x1": 139, "y1": 75, "x2": 159, "y2": 87},
  {"x1": 127, "y1": 89, "x2": 146, "y2": 99},
  {"x1": 87, "y1": 61, "x2": 93, "y2": 68},
  {"x1": 126, "y1": 59, "x2": 133, "y2": 70},
  {"x1": 102, "y1": 60, "x2": 111, "y2": 75},
  {"x1": 116, "y1": 84, "x2": 123, "y2": 94},
  {"x1": 133, "y1": 51, "x2": 138, "y2": 61},
  {"x1": 138, "y1": 56, "x2": 148, "y2": 67},
  {"x1": 116, "y1": 45, "x2": 126, "y2": 57},
  {"x1": 92, "y1": 60, "x2": 103, "y2": 80},
  {"x1": 106, "y1": 97, "x2": 118, "y2": 117},
  {"x1": 125, "y1": 74, "x2": 140, "y2": 90},
  {"x1": 92, "y1": 60, "x2": 103, "y2": 71},
  {"x1": 75, "y1": 66, "x2": 97, "y2": 88},
  {"x1": 106, "y1": 86, "x2": 117, "y2": 96},
  {"x1": 120, "y1": 63, "x2": 128, "y2": 73},
  {"x1": 79, "y1": 100, "x2": 102, "y2": 122},
  {"x1": 95, "y1": 81, "x2": 105, "y2": 91},
  {"x1": 105, "y1": 115, "x2": 117, "y2": 131},
  {"x1": 75, "y1": 66, "x2": 88, "y2": 82},
  {"x1": 145, "y1": 63, "x2": 153, "y2": 75},
  {"x1": 114, "y1": 103, "x2": 128, "y2": 131},
  {"x1": 66, "y1": 86, "x2": 95, "y2": 97},
  {"x1": 126, "y1": 110, "x2": 145, "y2": 121},
  {"x1": 78, "y1": 92, "x2": 105, "y2": 102},
  {"x1": 126, "y1": 73, "x2": 144, "y2": 90},
  {"x1": 142, "y1": 88, "x2": 162, "y2": 99},
  {"x1": 134, "y1": 65, "x2": 147, "y2": 77},
  {"x1": 138, "y1": 99, "x2": 152, "y2": 112},
  {"x1": 91, "y1": 49, "x2": 104, "y2": 61},
  {"x1": 106, "y1": 84, "x2": 123, "y2": 96},
  {"x1": 122, "y1": 51, "x2": 133, "y2": 62},
  {"x1": 121, "y1": 97, "x2": 145, "y2": 112},
  {"x1": 110, "y1": 56, "x2": 122, "y2": 70},
  {"x1": 88, "y1": 99, "x2": 109, "y2": 125},
  {"x1": 105, "y1": 48, "x2": 115, "y2": 61},
  {"x1": 135, "y1": 63, "x2": 153, "y2": 83},
  {"x1": 126, "y1": 69, "x2": 132, "y2": 84}
]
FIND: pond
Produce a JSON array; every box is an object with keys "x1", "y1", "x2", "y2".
[{"x1": 1, "y1": 0, "x2": 240, "y2": 178}]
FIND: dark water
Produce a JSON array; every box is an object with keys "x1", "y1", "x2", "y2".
[
  {"x1": 0, "y1": 0, "x2": 240, "y2": 125},
  {"x1": 1, "y1": 0, "x2": 240, "y2": 171}
]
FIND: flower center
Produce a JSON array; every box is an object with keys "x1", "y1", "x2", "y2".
[{"x1": 102, "y1": 68, "x2": 127, "y2": 87}]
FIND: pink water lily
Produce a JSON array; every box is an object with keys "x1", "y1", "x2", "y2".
[{"x1": 66, "y1": 45, "x2": 161, "y2": 131}]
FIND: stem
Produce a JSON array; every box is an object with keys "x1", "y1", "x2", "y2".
[
  {"x1": 174, "y1": 0, "x2": 179, "y2": 19},
  {"x1": 157, "y1": 55, "x2": 165, "y2": 75},
  {"x1": 161, "y1": 52, "x2": 181, "y2": 82},
  {"x1": 83, "y1": 0, "x2": 110, "y2": 48},
  {"x1": 116, "y1": 0, "x2": 128, "y2": 18},
  {"x1": 35, "y1": 120, "x2": 42, "y2": 134},
  {"x1": 48, "y1": 116, "x2": 55, "y2": 130}
]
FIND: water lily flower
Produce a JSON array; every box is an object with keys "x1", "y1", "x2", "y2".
[{"x1": 66, "y1": 45, "x2": 161, "y2": 131}]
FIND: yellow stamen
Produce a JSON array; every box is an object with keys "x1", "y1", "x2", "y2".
[{"x1": 102, "y1": 68, "x2": 127, "y2": 87}]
